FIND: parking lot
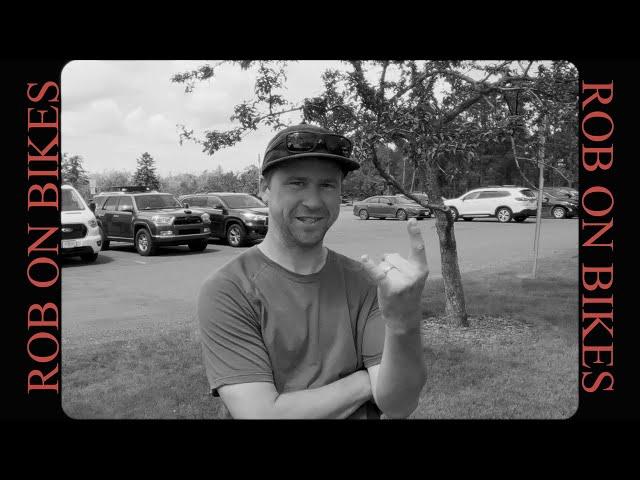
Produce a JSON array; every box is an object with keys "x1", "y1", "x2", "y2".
[{"x1": 61, "y1": 207, "x2": 578, "y2": 340}]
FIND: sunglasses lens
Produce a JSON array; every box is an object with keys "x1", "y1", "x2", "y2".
[
  {"x1": 286, "y1": 132, "x2": 317, "y2": 151},
  {"x1": 285, "y1": 132, "x2": 352, "y2": 157},
  {"x1": 325, "y1": 135, "x2": 352, "y2": 157}
]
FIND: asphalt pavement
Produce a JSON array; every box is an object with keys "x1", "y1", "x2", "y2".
[{"x1": 61, "y1": 206, "x2": 578, "y2": 338}]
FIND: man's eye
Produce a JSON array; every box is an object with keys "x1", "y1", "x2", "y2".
[
  {"x1": 289, "y1": 181, "x2": 305, "y2": 186},
  {"x1": 321, "y1": 184, "x2": 336, "y2": 188}
]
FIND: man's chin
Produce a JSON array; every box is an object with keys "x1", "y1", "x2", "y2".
[{"x1": 288, "y1": 228, "x2": 327, "y2": 248}]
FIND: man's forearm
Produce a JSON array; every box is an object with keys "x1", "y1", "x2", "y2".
[
  {"x1": 374, "y1": 313, "x2": 427, "y2": 418},
  {"x1": 268, "y1": 370, "x2": 372, "y2": 419}
]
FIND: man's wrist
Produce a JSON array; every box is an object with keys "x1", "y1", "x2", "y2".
[{"x1": 383, "y1": 312, "x2": 422, "y2": 335}]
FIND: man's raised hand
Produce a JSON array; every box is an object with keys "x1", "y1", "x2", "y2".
[{"x1": 360, "y1": 218, "x2": 429, "y2": 330}]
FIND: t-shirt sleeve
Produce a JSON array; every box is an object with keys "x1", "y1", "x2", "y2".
[
  {"x1": 197, "y1": 273, "x2": 273, "y2": 396},
  {"x1": 361, "y1": 284, "x2": 385, "y2": 368}
]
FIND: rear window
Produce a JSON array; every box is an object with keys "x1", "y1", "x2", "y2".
[
  {"x1": 62, "y1": 188, "x2": 85, "y2": 211},
  {"x1": 519, "y1": 189, "x2": 536, "y2": 198}
]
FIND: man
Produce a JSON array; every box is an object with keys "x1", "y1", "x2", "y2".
[{"x1": 197, "y1": 124, "x2": 427, "y2": 419}]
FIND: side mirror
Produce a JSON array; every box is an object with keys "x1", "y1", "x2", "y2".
[
  {"x1": 89, "y1": 202, "x2": 96, "y2": 213},
  {"x1": 183, "y1": 202, "x2": 190, "y2": 208},
  {"x1": 121, "y1": 207, "x2": 134, "y2": 213}
]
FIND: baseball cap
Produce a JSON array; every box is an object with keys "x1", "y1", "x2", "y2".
[{"x1": 261, "y1": 124, "x2": 360, "y2": 175}]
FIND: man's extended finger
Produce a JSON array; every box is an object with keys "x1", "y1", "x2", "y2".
[
  {"x1": 360, "y1": 255, "x2": 387, "y2": 282},
  {"x1": 406, "y1": 218, "x2": 428, "y2": 266}
]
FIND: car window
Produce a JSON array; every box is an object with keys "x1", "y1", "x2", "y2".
[
  {"x1": 134, "y1": 194, "x2": 182, "y2": 210},
  {"x1": 477, "y1": 191, "x2": 508, "y2": 199},
  {"x1": 363, "y1": 197, "x2": 376, "y2": 203},
  {"x1": 462, "y1": 192, "x2": 481, "y2": 200},
  {"x1": 207, "y1": 197, "x2": 224, "y2": 208},
  {"x1": 519, "y1": 189, "x2": 536, "y2": 198},
  {"x1": 61, "y1": 188, "x2": 85, "y2": 211},
  {"x1": 94, "y1": 196, "x2": 108, "y2": 210},
  {"x1": 217, "y1": 194, "x2": 265, "y2": 209},
  {"x1": 103, "y1": 196, "x2": 119, "y2": 211},
  {"x1": 184, "y1": 197, "x2": 203, "y2": 207},
  {"x1": 117, "y1": 196, "x2": 133, "y2": 211}
]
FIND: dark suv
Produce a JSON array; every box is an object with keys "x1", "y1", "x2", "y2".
[
  {"x1": 93, "y1": 188, "x2": 212, "y2": 256},
  {"x1": 179, "y1": 192, "x2": 268, "y2": 247}
]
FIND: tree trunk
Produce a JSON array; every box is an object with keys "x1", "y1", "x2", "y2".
[{"x1": 419, "y1": 160, "x2": 469, "y2": 327}]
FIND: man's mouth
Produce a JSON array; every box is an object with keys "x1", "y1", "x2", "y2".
[{"x1": 295, "y1": 216, "x2": 323, "y2": 224}]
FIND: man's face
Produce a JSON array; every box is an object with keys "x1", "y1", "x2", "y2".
[{"x1": 264, "y1": 158, "x2": 342, "y2": 249}]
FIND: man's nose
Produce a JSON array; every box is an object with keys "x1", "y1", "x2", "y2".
[{"x1": 301, "y1": 186, "x2": 324, "y2": 209}]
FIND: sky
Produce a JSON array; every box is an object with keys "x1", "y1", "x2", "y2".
[
  {"x1": 61, "y1": 60, "x2": 545, "y2": 178},
  {"x1": 61, "y1": 60, "x2": 347, "y2": 177}
]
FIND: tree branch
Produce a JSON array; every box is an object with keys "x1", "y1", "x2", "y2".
[
  {"x1": 509, "y1": 136, "x2": 538, "y2": 190},
  {"x1": 369, "y1": 142, "x2": 448, "y2": 212}
]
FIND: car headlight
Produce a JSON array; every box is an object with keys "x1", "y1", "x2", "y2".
[
  {"x1": 201, "y1": 213, "x2": 211, "y2": 223},
  {"x1": 245, "y1": 213, "x2": 266, "y2": 221},
  {"x1": 88, "y1": 219, "x2": 98, "y2": 228},
  {"x1": 151, "y1": 215, "x2": 174, "y2": 225}
]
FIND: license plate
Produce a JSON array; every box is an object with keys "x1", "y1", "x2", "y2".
[{"x1": 62, "y1": 240, "x2": 77, "y2": 249}]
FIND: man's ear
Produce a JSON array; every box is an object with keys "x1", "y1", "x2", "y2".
[{"x1": 260, "y1": 183, "x2": 270, "y2": 204}]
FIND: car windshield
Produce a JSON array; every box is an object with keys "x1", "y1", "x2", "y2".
[
  {"x1": 519, "y1": 189, "x2": 536, "y2": 198},
  {"x1": 62, "y1": 188, "x2": 85, "y2": 211},
  {"x1": 218, "y1": 194, "x2": 266, "y2": 209},
  {"x1": 135, "y1": 194, "x2": 182, "y2": 210}
]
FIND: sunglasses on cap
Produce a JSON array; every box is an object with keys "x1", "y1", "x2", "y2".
[{"x1": 268, "y1": 131, "x2": 353, "y2": 158}]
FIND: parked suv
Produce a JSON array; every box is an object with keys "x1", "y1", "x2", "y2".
[
  {"x1": 540, "y1": 187, "x2": 579, "y2": 219},
  {"x1": 444, "y1": 186, "x2": 538, "y2": 223},
  {"x1": 179, "y1": 192, "x2": 268, "y2": 247},
  {"x1": 61, "y1": 184, "x2": 102, "y2": 262},
  {"x1": 93, "y1": 187, "x2": 211, "y2": 256},
  {"x1": 352, "y1": 195, "x2": 431, "y2": 220}
]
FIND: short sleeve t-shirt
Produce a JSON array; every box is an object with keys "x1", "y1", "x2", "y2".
[{"x1": 197, "y1": 245, "x2": 385, "y2": 419}]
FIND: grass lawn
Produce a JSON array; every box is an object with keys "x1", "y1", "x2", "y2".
[{"x1": 62, "y1": 252, "x2": 578, "y2": 420}]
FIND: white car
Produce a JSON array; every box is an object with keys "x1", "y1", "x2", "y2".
[
  {"x1": 444, "y1": 186, "x2": 538, "y2": 223},
  {"x1": 61, "y1": 184, "x2": 102, "y2": 262}
]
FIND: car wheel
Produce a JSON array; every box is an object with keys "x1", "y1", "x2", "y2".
[
  {"x1": 226, "y1": 223, "x2": 247, "y2": 247},
  {"x1": 496, "y1": 207, "x2": 513, "y2": 223},
  {"x1": 100, "y1": 227, "x2": 110, "y2": 250},
  {"x1": 514, "y1": 216, "x2": 526, "y2": 223},
  {"x1": 80, "y1": 252, "x2": 99, "y2": 262},
  {"x1": 449, "y1": 207, "x2": 459, "y2": 222},
  {"x1": 358, "y1": 209, "x2": 369, "y2": 220},
  {"x1": 396, "y1": 209, "x2": 408, "y2": 221},
  {"x1": 135, "y1": 228, "x2": 157, "y2": 256},
  {"x1": 552, "y1": 206, "x2": 567, "y2": 219},
  {"x1": 188, "y1": 239, "x2": 208, "y2": 251},
  {"x1": 463, "y1": 217, "x2": 473, "y2": 222}
]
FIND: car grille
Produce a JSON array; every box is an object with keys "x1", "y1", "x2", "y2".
[
  {"x1": 61, "y1": 223, "x2": 87, "y2": 239},
  {"x1": 177, "y1": 228, "x2": 201, "y2": 235},
  {"x1": 174, "y1": 216, "x2": 203, "y2": 225}
]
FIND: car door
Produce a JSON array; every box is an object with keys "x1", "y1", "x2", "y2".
[
  {"x1": 115, "y1": 195, "x2": 134, "y2": 239},
  {"x1": 367, "y1": 197, "x2": 382, "y2": 216},
  {"x1": 472, "y1": 191, "x2": 501, "y2": 215},
  {"x1": 380, "y1": 197, "x2": 396, "y2": 216},
  {"x1": 459, "y1": 191, "x2": 483, "y2": 215},
  {"x1": 206, "y1": 196, "x2": 226, "y2": 237},
  {"x1": 98, "y1": 196, "x2": 119, "y2": 237}
]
